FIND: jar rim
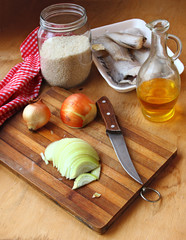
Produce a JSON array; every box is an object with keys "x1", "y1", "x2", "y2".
[{"x1": 40, "y1": 3, "x2": 87, "y2": 32}]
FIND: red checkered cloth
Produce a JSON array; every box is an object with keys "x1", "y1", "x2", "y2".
[{"x1": 0, "y1": 27, "x2": 42, "y2": 126}]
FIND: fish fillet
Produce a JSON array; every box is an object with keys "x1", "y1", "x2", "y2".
[
  {"x1": 92, "y1": 36, "x2": 133, "y2": 62},
  {"x1": 106, "y1": 32, "x2": 146, "y2": 49},
  {"x1": 102, "y1": 55, "x2": 141, "y2": 84}
]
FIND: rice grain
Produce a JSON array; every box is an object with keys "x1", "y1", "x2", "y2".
[{"x1": 40, "y1": 35, "x2": 92, "y2": 88}]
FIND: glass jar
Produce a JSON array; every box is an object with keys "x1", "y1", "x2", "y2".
[{"x1": 37, "y1": 3, "x2": 92, "y2": 89}]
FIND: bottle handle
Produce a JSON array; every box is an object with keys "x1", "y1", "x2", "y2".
[{"x1": 167, "y1": 34, "x2": 182, "y2": 61}]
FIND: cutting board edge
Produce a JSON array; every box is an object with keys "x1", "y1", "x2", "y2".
[
  {"x1": 0, "y1": 86, "x2": 179, "y2": 234},
  {"x1": 0, "y1": 146, "x2": 177, "y2": 234},
  {"x1": 0, "y1": 153, "x2": 138, "y2": 234},
  {"x1": 143, "y1": 148, "x2": 177, "y2": 187},
  {"x1": 0, "y1": 151, "x2": 104, "y2": 233},
  {"x1": 100, "y1": 147, "x2": 177, "y2": 234}
]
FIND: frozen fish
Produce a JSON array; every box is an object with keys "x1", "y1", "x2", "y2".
[
  {"x1": 92, "y1": 27, "x2": 151, "y2": 86},
  {"x1": 130, "y1": 47, "x2": 150, "y2": 65},
  {"x1": 106, "y1": 32, "x2": 146, "y2": 49},
  {"x1": 92, "y1": 43, "x2": 105, "y2": 51},
  {"x1": 102, "y1": 55, "x2": 141, "y2": 84},
  {"x1": 123, "y1": 27, "x2": 150, "y2": 48},
  {"x1": 92, "y1": 36, "x2": 133, "y2": 61},
  {"x1": 91, "y1": 43, "x2": 108, "y2": 57}
]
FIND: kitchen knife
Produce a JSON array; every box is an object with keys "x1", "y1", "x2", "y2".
[{"x1": 97, "y1": 96, "x2": 161, "y2": 202}]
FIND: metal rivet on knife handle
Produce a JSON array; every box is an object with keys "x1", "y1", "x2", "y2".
[{"x1": 96, "y1": 96, "x2": 121, "y2": 132}]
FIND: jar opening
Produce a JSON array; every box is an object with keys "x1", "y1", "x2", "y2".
[{"x1": 40, "y1": 3, "x2": 87, "y2": 32}]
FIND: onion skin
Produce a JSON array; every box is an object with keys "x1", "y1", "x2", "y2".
[
  {"x1": 22, "y1": 99, "x2": 51, "y2": 131},
  {"x1": 60, "y1": 93, "x2": 97, "y2": 128}
]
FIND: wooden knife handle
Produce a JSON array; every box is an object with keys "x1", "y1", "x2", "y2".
[{"x1": 96, "y1": 96, "x2": 121, "y2": 132}]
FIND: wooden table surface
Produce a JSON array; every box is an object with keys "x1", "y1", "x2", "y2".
[{"x1": 0, "y1": 0, "x2": 186, "y2": 239}]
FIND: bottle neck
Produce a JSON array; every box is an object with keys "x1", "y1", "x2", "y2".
[{"x1": 150, "y1": 31, "x2": 168, "y2": 58}]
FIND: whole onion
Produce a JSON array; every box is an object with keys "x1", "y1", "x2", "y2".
[
  {"x1": 22, "y1": 99, "x2": 51, "y2": 131},
  {"x1": 60, "y1": 93, "x2": 97, "y2": 128}
]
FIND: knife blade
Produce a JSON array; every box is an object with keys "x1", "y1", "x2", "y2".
[{"x1": 96, "y1": 96, "x2": 143, "y2": 185}]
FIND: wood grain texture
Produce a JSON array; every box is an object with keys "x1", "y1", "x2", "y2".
[
  {"x1": 0, "y1": 87, "x2": 177, "y2": 233},
  {"x1": 0, "y1": 0, "x2": 186, "y2": 239}
]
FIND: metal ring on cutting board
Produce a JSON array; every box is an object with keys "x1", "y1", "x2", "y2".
[{"x1": 140, "y1": 187, "x2": 161, "y2": 202}]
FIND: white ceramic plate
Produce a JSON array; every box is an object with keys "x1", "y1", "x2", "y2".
[{"x1": 91, "y1": 18, "x2": 184, "y2": 92}]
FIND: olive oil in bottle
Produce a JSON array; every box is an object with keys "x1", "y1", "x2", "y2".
[
  {"x1": 137, "y1": 78, "x2": 179, "y2": 122},
  {"x1": 136, "y1": 19, "x2": 182, "y2": 122}
]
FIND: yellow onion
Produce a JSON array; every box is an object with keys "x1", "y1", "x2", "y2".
[
  {"x1": 60, "y1": 93, "x2": 97, "y2": 128},
  {"x1": 23, "y1": 99, "x2": 51, "y2": 131}
]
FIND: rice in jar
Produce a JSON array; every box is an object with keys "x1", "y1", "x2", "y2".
[{"x1": 37, "y1": 3, "x2": 92, "y2": 89}]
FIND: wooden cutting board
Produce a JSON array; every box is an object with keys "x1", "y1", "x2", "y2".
[{"x1": 0, "y1": 87, "x2": 177, "y2": 234}]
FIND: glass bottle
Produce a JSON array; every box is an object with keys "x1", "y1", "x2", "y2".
[
  {"x1": 37, "y1": 3, "x2": 92, "y2": 89},
  {"x1": 136, "y1": 19, "x2": 182, "y2": 122}
]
